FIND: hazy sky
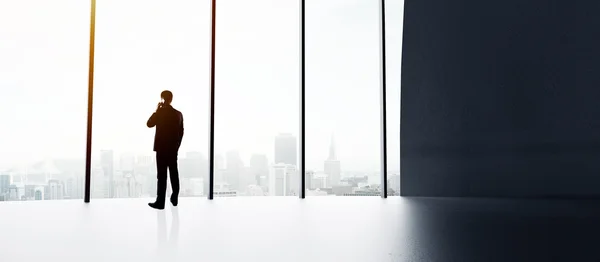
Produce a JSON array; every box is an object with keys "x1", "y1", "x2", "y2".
[{"x1": 0, "y1": 0, "x2": 403, "y2": 172}]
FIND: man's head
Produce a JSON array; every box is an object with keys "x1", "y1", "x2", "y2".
[{"x1": 161, "y1": 90, "x2": 173, "y2": 105}]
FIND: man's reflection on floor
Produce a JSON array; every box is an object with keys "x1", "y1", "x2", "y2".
[{"x1": 157, "y1": 207, "x2": 179, "y2": 260}]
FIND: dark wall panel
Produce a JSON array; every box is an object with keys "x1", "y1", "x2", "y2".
[{"x1": 401, "y1": 0, "x2": 600, "y2": 197}]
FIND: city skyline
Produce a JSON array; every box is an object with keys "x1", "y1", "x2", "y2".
[
  {"x1": 0, "y1": 133, "x2": 400, "y2": 173},
  {"x1": 0, "y1": 131, "x2": 400, "y2": 201}
]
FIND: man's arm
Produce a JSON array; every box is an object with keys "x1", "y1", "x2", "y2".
[
  {"x1": 147, "y1": 103, "x2": 163, "y2": 127},
  {"x1": 147, "y1": 113, "x2": 158, "y2": 128}
]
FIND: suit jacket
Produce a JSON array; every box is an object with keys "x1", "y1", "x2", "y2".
[{"x1": 147, "y1": 105, "x2": 184, "y2": 153}]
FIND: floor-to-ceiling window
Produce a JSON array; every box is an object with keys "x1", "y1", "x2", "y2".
[
  {"x1": 386, "y1": 0, "x2": 403, "y2": 196},
  {"x1": 0, "y1": 0, "x2": 90, "y2": 201},
  {"x1": 214, "y1": 0, "x2": 300, "y2": 197},
  {"x1": 91, "y1": 0, "x2": 210, "y2": 199},
  {"x1": 304, "y1": 0, "x2": 383, "y2": 196},
  {"x1": 0, "y1": 0, "x2": 402, "y2": 201}
]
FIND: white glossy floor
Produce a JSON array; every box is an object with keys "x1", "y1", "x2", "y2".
[
  {"x1": 4, "y1": 197, "x2": 600, "y2": 261},
  {"x1": 0, "y1": 197, "x2": 401, "y2": 262}
]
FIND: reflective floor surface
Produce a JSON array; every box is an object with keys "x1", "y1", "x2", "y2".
[{"x1": 1, "y1": 197, "x2": 599, "y2": 261}]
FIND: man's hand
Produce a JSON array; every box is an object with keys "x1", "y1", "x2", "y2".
[{"x1": 156, "y1": 102, "x2": 163, "y2": 112}]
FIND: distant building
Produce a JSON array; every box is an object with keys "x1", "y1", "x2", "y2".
[
  {"x1": 214, "y1": 182, "x2": 236, "y2": 197},
  {"x1": 306, "y1": 171, "x2": 315, "y2": 190},
  {"x1": 91, "y1": 165, "x2": 106, "y2": 199},
  {"x1": 100, "y1": 150, "x2": 114, "y2": 198},
  {"x1": 258, "y1": 175, "x2": 268, "y2": 193},
  {"x1": 324, "y1": 135, "x2": 341, "y2": 187},
  {"x1": 332, "y1": 185, "x2": 354, "y2": 196},
  {"x1": 343, "y1": 187, "x2": 381, "y2": 196},
  {"x1": 270, "y1": 164, "x2": 286, "y2": 196},
  {"x1": 26, "y1": 185, "x2": 42, "y2": 200},
  {"x1": 311, "y1": 173, "x2": 328, "y2": 189},
  {"x1": 136, "y1": 154, "x2": 154, "y2": 166},
  {"x1": 270, "y1": 164, "x2": 297, "y2": 196},
  {"x1": 0, "y1": 174, "x2": 10, "y2": 195},
  {"x1": 246, "y1": 185, "x2": 265, "y2": 196},
  {"x1": 34, "y1": 189, "x2": 43, "y2": 200},
  {"x1": 47, "y1": 179, "x2": 64, "y2": 200},
  {"x1": 388, "y1": 173, "x2": 400, "y2": 196},
  {"x1": 286, "y1": 166, "x2": 299, "y2": 196},
  {"x1": 65, "y1": 176, "x2": 84, "y2": 200},
  {"x1": 275, "y1": 133, "x2": 297, "y2": 166},
  {"x1": 121, "y1": 171, "x2": 142, "y2": 198},
  {"x1": 134, "y1": 154, "x2": 154, "y2": 182},
  {"x1": 342, "y1": 175, "x2": 369, "y2": 188},
  {"x1": 8, "y1": 184, "x2": 24, "y2": 201},
  {"x1": 30, "y1": 185, "x2": 44, "y2": 200}
]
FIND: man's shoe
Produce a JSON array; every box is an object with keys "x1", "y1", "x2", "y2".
[
  {"x1": 170, "y1": 197, "x2": 178, "y2": 207},
  {"x1": 148, "y1": 202, "x2": 165, "y2": 210}
]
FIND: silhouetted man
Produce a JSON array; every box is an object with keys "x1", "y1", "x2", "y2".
[{"x1": 147, "y1": 90, "x2": 184, "y2": 210}]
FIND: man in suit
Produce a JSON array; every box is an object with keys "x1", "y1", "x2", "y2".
[{"x1": 147, "y1": 90, "x2": 184, "y2": 210}]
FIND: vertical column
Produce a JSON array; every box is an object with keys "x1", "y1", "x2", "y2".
[
  {"x1": 84, "y1": 0, "x2": 97, "y2": 203},
  {"x1": 379, "y1": 0, "x2": 388, "y2": 198},
  {"x1": 298, "y1": 0, "x2": 306, "y2": 199},
  {"x1": 208, "y1": 0, "x2": 217, "y2": 200}
]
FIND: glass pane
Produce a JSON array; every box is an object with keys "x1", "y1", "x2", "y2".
[
  {"x1": 92, "y1": 0, "x2": 210, "y2": 199},
  {"x1": 387, "y1": 0, "x2": 404, "y2": 196},
  {"x1": 0, "y1": 0, "x2": 89, "y2": 201},
  {"x1": 306, "y1": 0, "x2": 381, "y2": 196},
  {"x1": 214, "y1": 0, "x2": 299, "y2": 197}
]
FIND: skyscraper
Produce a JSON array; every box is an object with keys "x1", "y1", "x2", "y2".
[
  {"x1": 0, "y1": 174, "x2": 9, "y2": 201},
  {"x1": 275, "y1": 133, "x2": 297, "y2": 166},
  {"x1": 134, "y1": 154, "x2": 154, "y2": 182},
  {"x1": 269, "y1": 164, "x2": 297, "y2": 196},
  {"x1": 26, "y1": 185, "x2": 41, "y2": 200},
  {"x1": 286, "y1": 165, "x2": 299, "y2": 196},
  {"x1": 324, "y1": 134, "x2": 341, "y2": 188},
  {"x1": 270, "y1": 164, "x2": 285, "y2": 196},
  {"x1": 47, "y1": 179, "x2": 64, "y2": 200},
  {"x1": 306, "y1": 170, "x2": 315, "y2": 190},
  {"x1": 65, "y1": 176, "x2": 84, "y2": 199},
  {"x1": 100, "y1": 150, "x2": 114, "y2": 198},
  {"x1": 0, "y1": 174, "x2": 10, "y2": 195},
  {"x1": 34, "y1": 189, "x2": 43, "y2": 201},
  {"x1": 136, "y1": 154, "x2": 154, "y2": 166},
  {"x1": 91, "y1": 166, "x2": 106, "y2": 199},
  {"x1": 8, "y1": 184, "x2": 22, "y2": 201}
]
